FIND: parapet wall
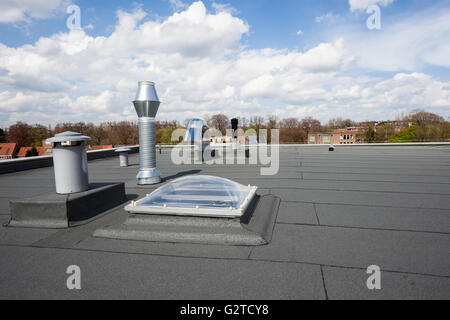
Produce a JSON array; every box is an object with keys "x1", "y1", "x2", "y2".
[{"x1": 0, "y1": 146, "x2": 139, "y2": 175}]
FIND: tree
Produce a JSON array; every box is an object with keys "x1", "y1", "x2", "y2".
[
  {"x1": 409, "y1": 110, "x2": 444, "y2": 129},
  {"x1": 30, "y1": 125, "x2": 51, "y2": 146},
  {"x1": 238, "y1": 117, "x2": 249, "y2": 130},
  {"x1": 440, "y1": 122, "x2": 450, "y2": 141},
  {"x1": 299, "y1": 117, "x2": 321, "y2": 136},
  {"x1": 208, "y1": 114, "x2": 229, "y2": 135},
  {"x1": 279, "y1": 118, "x2": 305, "y2": 143},
  {"x1": 249, "y1": 116, "x2": 265, "y2": 132},
  {"x1": 327, "y1": 117, "x2": 355, "y2": 129},
  {"x1": 364, "y1": 127, "x2": 376, "y2": 143},
  {"x1": 0, "y1": 128, "x2": 6, "y2": 142},
  {"x1": 389, "y1": 125, "x2": 418, "y2": 143},
  {"x1": 266, "y1": 115, "x2": 278, "y2": 143},
  {"x1": 7, "y1": 122, "x2": 33, "y2": 148},
  {"x1": 110, "y1": 121, "x2": 138, "y2": 145},
  {"x1": 25, "y1": 147, "x2": 38, "y2": 157},
  {"x1": 374, "y1": 122, "x2": 396, "y2": 142}
]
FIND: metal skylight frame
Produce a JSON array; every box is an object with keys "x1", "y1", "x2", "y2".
[{"x1": 124, "y1": 175, "x2": 258, "y2": 218}]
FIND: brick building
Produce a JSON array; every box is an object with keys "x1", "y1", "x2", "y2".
[
  {"x1": 309, "y1": 127, "x2": 364, "y2": 145},
  {"x1": 17, "y1": 146, "x2": 52, "y2": 158},
  {"x1": 332, "y1": 127, "x2": 364, "y2": 144},
  {"x1": 308, "y1": 133, "x2": 332, "y2": 144}
]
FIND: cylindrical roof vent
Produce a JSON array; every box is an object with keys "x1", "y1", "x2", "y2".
[
  {"x1": 115, "y1": 147, "x2": 132, "y2": 167},
  {"x1": 46, "y1": 131, "x2": 91, "y2": 194},
  {"x1": 133, "y1": 81, "x2": 161, "y2": 185}
]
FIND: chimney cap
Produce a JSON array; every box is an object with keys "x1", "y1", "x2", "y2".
[
  {"x1": 134, "y1": 81, "x2": 159, "y2": 102},
  {"x1": 138, "y1": 81, "x2": 155, "y2": 86},
  {"x1": 46, "y1": 131, "x2": 91, "y2": 143}
]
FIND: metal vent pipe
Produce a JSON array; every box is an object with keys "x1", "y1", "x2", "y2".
[{"x1": 133, "y1": 81, "x2": 161, "y2": 185}]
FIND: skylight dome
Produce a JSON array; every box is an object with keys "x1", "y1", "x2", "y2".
[{"x1": 125, "y1": 175, "x2": 258, "y2": 218}]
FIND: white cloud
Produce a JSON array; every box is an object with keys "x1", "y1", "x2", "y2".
[
  {"x1": 315, "y1": 12, "x2": 338, "y2": 23},
  {"x1": 212, "y1": 2, "x2": 238, "y2": 15},
  {"x1": 0, "y1": 1, "x2": 449, "y2": 127},
  {"x1": 0, "y1": 0, "x2": 70, "y2": 23},
  {"x1": 349, "y1": 0, "x2": 394, "y2": 12},
  {"x1": 296, "y1": 29, "x2": 303, "y2": 36},
  {"x1": 169, "y1": 0, "x2": 188, "y2": 11},
  {"x1": 341, "y1": 5, "x2": 450, "y2": 71}
]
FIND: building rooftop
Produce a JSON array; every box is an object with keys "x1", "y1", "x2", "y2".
[
  {"x1": 0, "y1": 143, "x2": 17, "y2": 159},
  {"x1": 0, "y1": 145, "x2": 449, "y2": 299}
]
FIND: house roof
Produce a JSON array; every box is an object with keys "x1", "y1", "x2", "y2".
[
  {"x1": 0, "y1": 143, "x2": 17, "y2": 157},
  {"x1": 17, "y1": 146, "x2": 51, "y2": 157},
  {"x1": 0, "y1": 145, "x2": 449, "y2": 299}
]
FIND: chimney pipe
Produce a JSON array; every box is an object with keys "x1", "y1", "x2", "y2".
[{"x1": 133, "y1": 81, "x2": 161, "y2": 185}]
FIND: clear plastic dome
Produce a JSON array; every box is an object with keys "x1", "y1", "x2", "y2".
[{"x1": 126, "y1": 175, "x2": 258, "y2": 218}]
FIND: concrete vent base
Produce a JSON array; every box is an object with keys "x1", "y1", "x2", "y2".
[
  {"x1": 7, "y1": 183, "x2": 127, "y2": 229},
  {"x1": 94, "y1": 194, "x2": 280, "y2": 246}
]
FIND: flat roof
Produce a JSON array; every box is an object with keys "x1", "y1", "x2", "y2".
[{"x1": 0, "y1": 145, "x2": 449, "y2": 299}]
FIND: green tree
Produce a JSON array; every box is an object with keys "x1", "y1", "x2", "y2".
[
  {"x1": 30, "y1": 125, "x2": 51, "y2": 146},
  {"x1": 389, "y1": 125, "x2": 419, "y2": 143},
  {"x1": 365, "y1": 127, "x2": 376, "y2": 143}
]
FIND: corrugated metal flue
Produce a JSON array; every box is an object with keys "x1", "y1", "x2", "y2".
[{"x1": 133, "y1": 81, "x2": 161, "y2": 185}]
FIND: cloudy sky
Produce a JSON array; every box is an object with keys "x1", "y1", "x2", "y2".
[{"x1": 0, "y1": 0, "x2": 449, "y2": 127}]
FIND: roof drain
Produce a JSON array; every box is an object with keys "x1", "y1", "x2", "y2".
[{"x1": 133, "y1": 81, "x2": 161, "y2": 185}]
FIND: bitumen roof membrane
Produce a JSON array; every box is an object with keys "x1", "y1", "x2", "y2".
[{"x1": 0, "y1": 145, "x2": 449, "y2": 299}]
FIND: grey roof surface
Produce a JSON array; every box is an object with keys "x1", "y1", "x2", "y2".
[{"x1": 0, "y1": 145, "x2": 449, "y2": 299}]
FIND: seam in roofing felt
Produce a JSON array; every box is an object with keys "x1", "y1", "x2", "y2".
[
  {"x1": 1, "y1": 242, "x2": 449, "y2": 280},
  {"x1": 320, "y1": 266, "x2": 329, "y2": 301},
  {"x1": 275, "y1": 222, "x2": 450, "y2": 236},
  {"x1": 268, "y1": 186, "x2": 450, "y2": 196},
  {"x1": 313, "y1": 203, "x2": 321, "y2": 226},
  {"x1": 302, "y1": 177, "x2": 450, "y2": 185},
  {"x1": 282, "y1": 200, "x2": 450, "y2": 211},
  {"x1": 266, "y1": 195, "x2": 280, "y2": 244},
  {"x1": 299, "y1": 170, "x2": 450, "y2": 178}
]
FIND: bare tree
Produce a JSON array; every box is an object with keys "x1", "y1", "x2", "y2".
[
  {"x1": 299, "y1": 117, "x2": 321, "y2": 136},
  {"x1": 7, "y1": 122, "x2": 33, "y2": 148},
  {"x1": 250, "y1": 116, "x2": 265, "y2": 130},
  {"x1": 279, "y1": 118, "x2": 306, "y2": 143},
  {"x1": 209, "y1": 114, "x2": 230, "y2": 135},
  {"x1": 110, "y1": 121, "x2": 138, "y2": 145},
  {"x1": 266, "y1": 115, "x2": 278, "y2": 143},
  {"x1": 409, "y1": 110, "x2": 444, "y2": 129},
  {"x1": 327, "y1": 117, "x2": 355, "y2": 129},
  {"x1": 237, "y1": 117, "x2": 249, "y2": 129}
]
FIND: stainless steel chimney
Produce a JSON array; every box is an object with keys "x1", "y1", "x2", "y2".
[{"x1": 133, "y1": 81, "x2": 161, "y2": 185}]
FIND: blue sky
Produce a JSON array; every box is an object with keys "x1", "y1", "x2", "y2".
[{"x1": 0, "y1": 0, "x2": 449, "y2": 126}]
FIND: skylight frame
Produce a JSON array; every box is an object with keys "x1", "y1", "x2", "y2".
[{"x1": 124, "y1": 175, "x2": 258, "y2": 218}]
